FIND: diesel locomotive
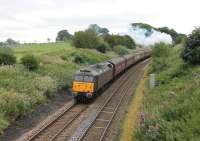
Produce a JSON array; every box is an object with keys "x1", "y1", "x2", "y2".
[{"x1": 72, "y1": 48, "x2": 151, "y2": 102}]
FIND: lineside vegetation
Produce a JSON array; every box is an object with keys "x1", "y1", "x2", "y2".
[{"x1": 135, "y1": 42, "x2": 200, "y2": 141}]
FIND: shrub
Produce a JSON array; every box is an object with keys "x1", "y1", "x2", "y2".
[
  {"x1": 96, "y1": 40, "x2": 111, "y2": 53},
  {"x1": 21, "y1": 54, "x2": 39, "y2": 70},
  {"x1": 70, "y1": 52, "x2": 86, "y2": 64},
  {"x1": 73, "y1": 30, "x2": 99, "y2": 49},
  {"x1": 121, "y1": 35, "x2": 136, "y2": 49},
  {"x1": 0, "y1": 47, "x2": 16, "y2": 65},
  {"x1": 113, "y1": 45, "x2": 129, "y2": 55},
  {"x1": 104, "y1": 34, "x2": 136, "y2": 49},
  {"x1": 151, "y1": 43, "x2": 172, "y2": 72},
  {"x1": 182, "y1": 27, "x2": 200, "y2": 65},
  {"x1": 175, "y1": 35, "x2": 186, "y2": 45}
]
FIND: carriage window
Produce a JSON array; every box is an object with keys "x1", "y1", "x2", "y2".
[
  {"x1": 74, "y1": 75, "x2": 83, "y2": 81},
  {"x1": 84, "y1": 76, "x2": 94, "y2": 82}
]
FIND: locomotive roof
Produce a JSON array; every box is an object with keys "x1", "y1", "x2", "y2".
[
  {"x1": 75, "y1": 62, "x2": 112, "y2": 76},
  {"x1": 108, "y1": 56, "x2": 125, "y2": 65},
  {"x1": 123, "y1": 54, "x2": 134, "y2": 59}
]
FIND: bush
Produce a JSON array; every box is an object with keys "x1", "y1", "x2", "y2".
[
  {"x1": 121, "y1": 35, "x2": 136, "y2": 49},
  {"x1": 70, "y1": 52, "x2": 86, "y2": 64},
  {"x1": 113, "y1": 45, "x2": 129, "y2": 55},
  {"x1": 0, "y1": 47, "x2": 16, "y2": 65},
  {"x1": 96, "y1": 40, "x2": 111, "y2": 53},
  {"x1": 151, "y1": 43, "x2": 172, "y2": 72},
  {"x1": 21, "y1": 54, "x2": 39, "y2": 70},
  {"x1": 182, "y1": 27, "x2": 200, "y2": 65},
  {"x1": 73, "y1": 30, "x2": 99, "y2": 49},
  {"x1": 104, "y1": 34, "x2": 136, "y2": 49}
]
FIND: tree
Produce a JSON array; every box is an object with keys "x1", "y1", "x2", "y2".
[
  {"x1": 56, "y1": 30, "x2": 72, "y2": 42},
  {"x1": 96, "y1": 40, "x2": 111, "y2": 53},
  {"x1": 73, "y1": 30, "x2": 99, "y2": 49},
  {"x1": 182, "y1": 27, "x2": 200, "y2": 64},
  {"x1": 5, "y1": 38, "x2": 18, "y2": 46},
  {"x1": 121, "y1": 35, "x2": 136, "y2": 49},
  {"x1": 157, "y1": 27, "x2": 178, "y2": 41},
  {"x1": 100, "y1": 28, "x2": 109, "y2": 35},
  {"x1": 131, "y1": 23, "x2": 155, "y2": 37},
  {"x1": 87, "y1": 24, "x2": 109, "y2": 35},
  {"x1": 47, "y1": 38, "x2": 51, "y2": 43},
  {"x1": 104, "y1": 34, "x2": 136, "y2": 49}
]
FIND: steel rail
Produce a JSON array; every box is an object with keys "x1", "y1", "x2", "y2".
[
  {"x1": 70, "y1": 62, "x2": 136, "y2": 141},
  {"x1": 28, "y1": 100, "x2": 75, "y2": 141}
]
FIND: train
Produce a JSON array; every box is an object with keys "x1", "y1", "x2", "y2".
[{"x1": 72, "y1": 48, "x2": 151, "y2": 102}]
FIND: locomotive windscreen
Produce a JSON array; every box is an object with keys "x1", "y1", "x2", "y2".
[{"x1": 74, "y1": 75, "x2": 94, "y2": 82}]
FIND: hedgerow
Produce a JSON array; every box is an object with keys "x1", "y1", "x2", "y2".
[{"x1": 182, "y1": 27, "x2": 200, "y2": 65}]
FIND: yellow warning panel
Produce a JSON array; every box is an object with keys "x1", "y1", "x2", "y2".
[{"x1": 72, "y1": 81, "x2": 94, "y2": 93}]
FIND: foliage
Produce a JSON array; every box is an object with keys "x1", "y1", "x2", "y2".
[
  {"x1": 182, "y1": 27, "x2": 200, "y2": 65},
  {"x1": 121, "y1": 35, "x2": 136, "y2": 49},
  {"x1": 131, "y1": 23, "x2": 155, "y2": 33},
  {"x1": 135, "y1": 45, "x2": 200, "y2": 141},
  {"x1": 0, "y1": 66, "x2": 57, "y2": 134},
  {"x1": 72, "y1": 52, "x2": 86, "y2": 64},
  {"x1": 87, "y1": 24, "x2": 109, "y2": 35},
  {"x1": 96, "y1": 39, "x2": 111, "y2": 53},
  {"x1": 5, "y1": 38, "x2": 19, "y2": 45},
  {"x1": 113, "y1": 45, "x2": 129, "y2": 55},
  {"x1": 73, "y1": 30, "x2": 99, "y2": 49},
  {"x1": 21, "y1": 54, "x2": 39, "y2": 70},
  {"x1": 151, "y1": 43, "x2": 173, "y2": 72},
  {"x1": 157, "y1": 27, "x2": 179, "y2": 42},
  {"x1": 0, "y1": 47, "x2": 16, "y2": 65},
  {"x1": 104, "y1": 34, "x2": 136, "y2": 49},
  {"x1": 131, "y1": 23, "x2": 185, "y2": 43},
  {"x1": 135, "y1": 114, "x2": 167, "y2": 141},
  {"x1": 174, "y1": 34, "x2": 186, "y2": 44},
  {"x1": 56, "y1": 30, "x2": 72, "y2": 41}
]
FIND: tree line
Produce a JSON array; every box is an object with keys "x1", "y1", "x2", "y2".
[{"x1": 56, "y1": 24, "x2": 136, "y2": 54}]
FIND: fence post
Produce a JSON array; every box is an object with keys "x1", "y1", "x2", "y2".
[{"x1": 149, "y1": 74, "x2": 155, "y2": 89}]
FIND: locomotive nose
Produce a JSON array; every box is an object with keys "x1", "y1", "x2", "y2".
[{"x1": 72, "y1": 81, "x2": 94, "y2": 93}]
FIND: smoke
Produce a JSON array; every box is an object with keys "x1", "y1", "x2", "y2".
[{"x1": 127, "y1": 25, "x2": 172, "y2": 46}]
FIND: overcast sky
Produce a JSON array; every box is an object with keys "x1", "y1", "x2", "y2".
[{"x1": 0, "y1": 0, "x2": 200, "y2": 42}]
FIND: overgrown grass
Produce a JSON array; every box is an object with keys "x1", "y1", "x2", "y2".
[
  {"x1": 135, "y1": 43, "x2": 200, "y2": 141},
  {"x1": 0, "y1": 42, "x2": 118, "y2": 134}
]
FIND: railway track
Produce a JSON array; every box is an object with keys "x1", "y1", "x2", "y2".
[
  {"x1": 17, "y1": 59, "x2": 149, "y2": 141},
  {"x1": 69, "y1": 60, "x2": 149, "y2": 141},
  {"x1": 51, "y1": 62, "x2": 137, "y2": 141},
  {"x1": 27, "y1": 103, "x2": 88, "y2": 141}
]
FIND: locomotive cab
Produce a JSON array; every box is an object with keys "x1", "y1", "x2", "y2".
[{"x1": 72, "y1": 69, "x2": 96, "y2": 99}]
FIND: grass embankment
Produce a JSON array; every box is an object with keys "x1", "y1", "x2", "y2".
[
  {"x1": 120, "y1": 65, "x2": 149, "y2": 141},
  {"x1": 134, "y1": 43, "x2": 200, "y2": 141},
  {"x1": 0, "y1": 42, "x2": 118, "y2": 134}
]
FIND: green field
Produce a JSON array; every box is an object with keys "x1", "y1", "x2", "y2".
[
  {"x1": 0, "y1": 42, "x2": 119, "y2": 134},
  {"x1": 135, "y1": 44, "x2": 200, "y2": 141}
]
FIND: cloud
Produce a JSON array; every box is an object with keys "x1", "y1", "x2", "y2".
[{"x1": 0, "y1": 0, "x2": 200, "y2": 42}]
